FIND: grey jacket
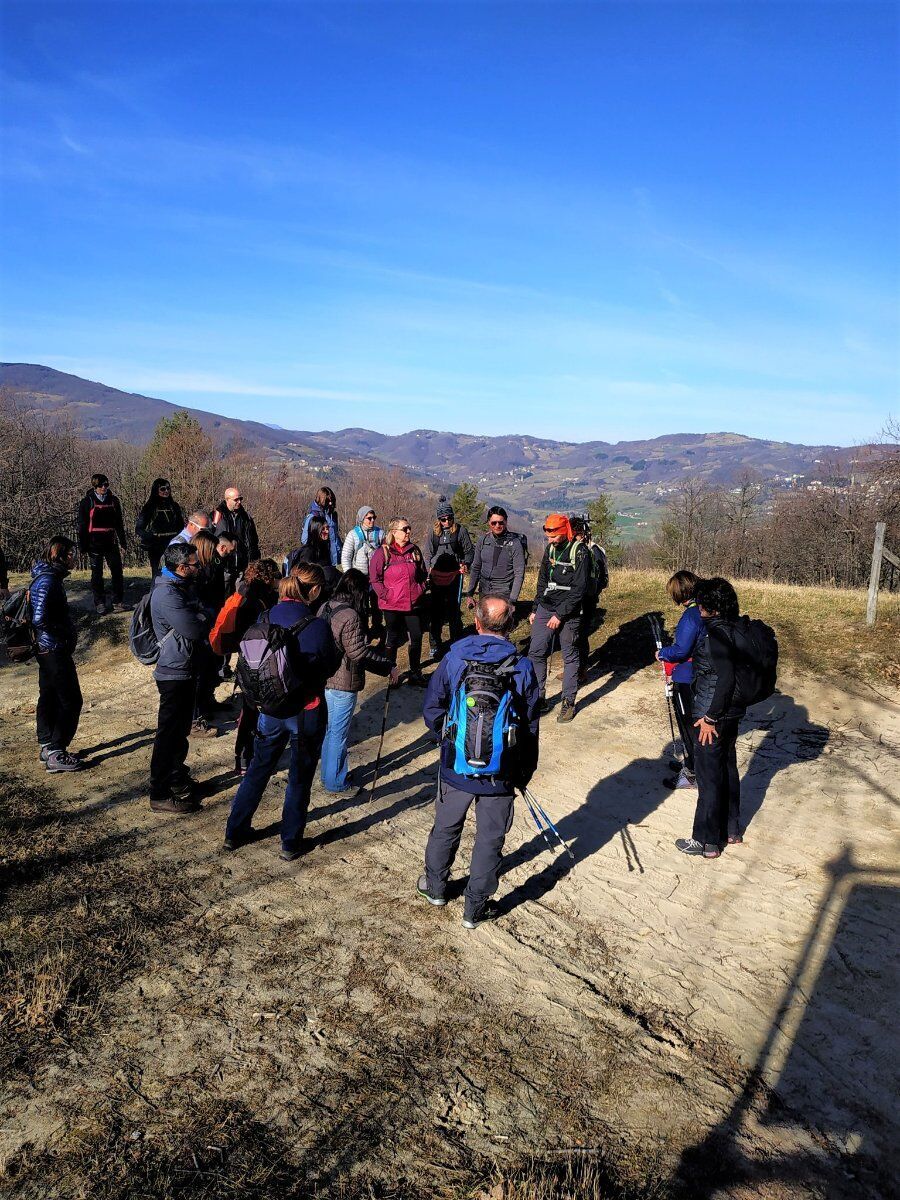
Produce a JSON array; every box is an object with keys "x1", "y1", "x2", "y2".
[
  {"x1": 466, "y1": 531, "x2": 526, "y2": 602},
  {"x1": 324, "y1": 601, "x2": 393, "y2": 692},
  {"x1": 341, "y1": 527, "x2": 383, "y2": 574},
  {"x1": 150, "y1": 569, "x2": 211, "y2": 681}
]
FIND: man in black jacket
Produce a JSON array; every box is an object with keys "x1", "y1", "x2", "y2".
[
  {"x1": 423, "y1": 497, "x2": 475, "y2": 657},
  {"x1": 77, "y1": 473, "x2": 128, "y2": 614},
  {"x1": 528, "y1": 513, "x2": 590, "y2": 723},
  {"x1": 676, "y1": 576, "x2": 746, "y2": 860},
  {"x1": 212, "y1": 487, "x2": 259, "y2": 574},
  {"x1": 464, "y1": 507, "x2": 526, "y2": 608}
]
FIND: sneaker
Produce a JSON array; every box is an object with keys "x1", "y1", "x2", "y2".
[
  {"x1": 665, "y1": 768, "x2": 697, "y2": 790},
  {"x1": 727, "y1": 833, "x2": 744, "y2": 845},
  {"x1": 190, "y1": 718, "x2": 218, "y2": 739},
  {"x1": 170, "y1": 777, "x2": 197, "y2": 801},
  {"x1": 94, "y1": 602, "x2": 107, "y2": 616},
  {"x1": 556, "y1": 699, "x2": 576, "y2": 723},
  {"x1": 539, "y1": 696, "x2": 552, "y2": 715},
  {"x1": 416, "y1": 874, "x2": 447, "y2": 907},
  {"x1": 39, "y1": 745, "x2": 52, "y2": 764},
  {"x1": 675, "y1": 837, "x2": 705, "y2": 856},
  {"x1": 703, "y1": 844, "x2": 722, "y2": 858},
  {"x1": 462, "y1": 901, "x2": 499, "y2": 930},
  {"x1": 150, "y1": 794, "x2": 200, "y2": 815},
  {"x1": 46, "y1": 749, "x2": 82, "y2": 772}
]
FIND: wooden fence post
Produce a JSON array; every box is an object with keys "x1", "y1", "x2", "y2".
[{"x1": 866, "y1": 522, "x2": 886, "y2": 626}]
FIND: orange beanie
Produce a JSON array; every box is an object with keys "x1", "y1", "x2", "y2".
[{"x1": 544, "y1": 513, "x2": 573, "y2": 540}]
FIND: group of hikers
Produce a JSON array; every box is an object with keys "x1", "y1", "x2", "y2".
[{"x1": 4, "y1": 472, "x2": 772, "y2": 928}]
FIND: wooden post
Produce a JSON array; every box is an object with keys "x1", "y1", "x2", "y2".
[{"x1": 866, "y1": 522, "x2": 886, "y2": 626}]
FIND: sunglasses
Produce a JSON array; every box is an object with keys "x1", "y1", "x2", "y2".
[
  {"x1": 364, "y1": 514, "x2": 376, "y2": 520},
  {"x1": 397, "y1": 526, "x2": 411, "y2": 533},
  {"x1": 231, "y1": 496, "x2": 243, "y2": 502},
  {"x1": 489, "y1": 519, "x2": 506, "y2": 526},
  {"x1": 159, "y1": 485, "x2": 171, "y2": 491}
]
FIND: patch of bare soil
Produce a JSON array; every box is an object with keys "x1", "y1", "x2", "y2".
[{"x1": 1, "y1": 590, "x2": 897, "y2": 1198}]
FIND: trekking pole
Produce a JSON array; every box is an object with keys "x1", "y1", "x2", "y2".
[
  {"x1": 369, "y1": 680, "x2": 393, "y2": 799},
  {"x1": 521, "y1": 787, "x2": 575, "y2": 863},
  {"x1": 647, "y1": 615, "x2": 681, "y2": 766}
]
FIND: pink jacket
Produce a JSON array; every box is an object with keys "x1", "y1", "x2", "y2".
[{"x1": 369, "y1": 542, "x2": 427, "y2": 612}]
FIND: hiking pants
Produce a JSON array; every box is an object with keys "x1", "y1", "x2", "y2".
[
  {"x1": 150, "y1": 679, "x2": 195, "y2": 800},
  {"x1": 320, "y1": 688, "x2": 358, "y2": 792},
  {"x1": 672, "y1": 682, "x2": 695, "y2": 775},
  {"x1": 36, "y1": 649, "x2": 82, "y2": 752},
  {"x1": 226, "y1": 705, "x2": 326, "y2": 852},
  {"x1": 428, "y1": 580, "x2": 464, "y2": 649},
  {"x1": 368, "y1": 589, "x2": 384, "y2": 642},
  {"x1": 384, "y1": 611, "x2": 423, "y2": 673},
  {"x1": 89, "y1": 544, "x2": 124, "y2": 604},
  {"x1": 576, "y1": 593, "x2": 598, "y2": 667},
  {"x1": 146, "y1": 537, "x2": 170, "y2": 578},
  {"x1": 529, "y1": 606, "x2": 579, "y2": 704},
  {"x1": 691, "y1": 717, "x2": 741, "y2": 846},
  {"x1": 424, "y1": 779, "x2": 515, "y2": 909}
]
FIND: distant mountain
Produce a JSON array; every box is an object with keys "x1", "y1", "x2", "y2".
[{"x1": 2, "y1": 363, "x2": 867, "y2": 541}]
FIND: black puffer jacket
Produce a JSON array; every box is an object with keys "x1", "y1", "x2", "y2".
[
  {"x1": 691, "y1": 617, "x2": 747, "y2": 723},
  {"x1": 30, "y1": 560, "x2": 76, "y2": 653}
]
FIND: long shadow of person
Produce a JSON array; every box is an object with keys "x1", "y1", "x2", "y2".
[
  {"x1": 738, "y1": 691, "x2": 830, "y2": 831},
  {"x1": 494, "y1": 754, "x2": 671, "y2": 918},
  {"x1": 574, "y1": 611, "x2": 664, "y2": 714}
]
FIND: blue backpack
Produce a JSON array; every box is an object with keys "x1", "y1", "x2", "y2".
[{"x1": 444, "y1": 656, "x2": 519, "y2": 777}]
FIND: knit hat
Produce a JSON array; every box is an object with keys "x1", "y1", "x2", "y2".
[
  {"x1": 357, "y1": 505, "x2": 375, "y2": 524},
  {"x1": 436, "y1": 495, "x2": 454, "y2": 520}
]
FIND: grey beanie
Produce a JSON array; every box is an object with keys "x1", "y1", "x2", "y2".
[
  {"x1": 357, "y1": 505, "x2": 375, "y2": 524},
  {"x1": 436, "y1": 495, "x2": 454, "y2": 520}
]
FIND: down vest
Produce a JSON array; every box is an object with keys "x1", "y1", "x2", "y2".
[{"x1": 30, "y1": 561, "x2": 76, "y2": 653}]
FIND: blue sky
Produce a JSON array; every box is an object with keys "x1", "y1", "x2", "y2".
[{"x1": 1, "y1": 0, "x2": 897, "y2": 444}]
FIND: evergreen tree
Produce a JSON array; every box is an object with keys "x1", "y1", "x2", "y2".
[
  {"x1": 140, "y1": 411, "x2": 225, "y2": 514},
  {"x1": 450, "y1": 482, "x2": 486, "y2": 531},
  {"x1": 587, "y1": 493, "x2": 619, "y2": 548}
]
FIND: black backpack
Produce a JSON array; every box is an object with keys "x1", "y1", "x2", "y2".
[
  {"x1": 129, "y1": 592, "x2": 174, "y2": 666},
  {"x1": 236, "y1": 615, "x2": 314, "y2": 715},
  {"x1": 730, "y1": 616, "x2": 778, "y2": 708},
  {"x1": 591, "y1": 544, "x2": 609, "y2": 592},
  {"x1": 1, "y1": 588, "x2": 35, "y2": 663}
]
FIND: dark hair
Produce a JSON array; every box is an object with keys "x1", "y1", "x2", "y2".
[
  {"x1": 164, "y1": 542, "x2": 198, "y2": 572},
  {"x1": 667, "y1": 570, "x2": 700, "y2": 606},
  {"x1": 329, "y1": 567, "x2": 369, "y2": 618},
  {"x1": 694, "y1": 576, "x2": 739, "y2": 620},
  {"x1": 487, "y1": 506, "x2": 508, "y2": 521},
  {"x1": 43, "y1": 535, "x2": 76, "y2": 564},
  {"x1": 315, "y1": 487, "x2": 336, "y2": 512},
  {"x1": 570, "y1": 517, "x2": 588, "y2": 538},
  {"x1": 91, "y1": 473, "x2": 109, "y2": 488},
  {"x1": 303, "y1": 515, "x2": 332, "y2": 564}
]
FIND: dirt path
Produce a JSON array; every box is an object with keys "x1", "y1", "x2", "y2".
[{"x1": 1, "y1": 595, "x2": 897, "y2": 1198}]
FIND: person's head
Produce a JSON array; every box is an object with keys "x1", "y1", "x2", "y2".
[
  {"x1": 436, "y1": 496, "x2": 454, "y2": 524},
  {"x1": 242, "y1": 558, "x2": 280, "y2": 604},
  {"x1": 315, "y1": 487, "x2": 336, "y2": 513},
  {"x1": 305, "y1": 514, "x2": 331, "y2": 558},
  {"x1": 164, "y1": 542, "x2": 200, "y2": 578},
  {"x1": 694, "y1": 576, "x2": 739, "y2": 620},
  {"x1": 570, "y1": 517, "x2": 588, "y2": 542},
  {"x1": 385, "y1": 516, "x2": 412, "y2": 550},
  {"x1": 487, "y1": 507, "x2": 508, "y2": 536},
  {"x1": 149, "y1": 477, "x2": 172, "y2": 502},
  {"x1": 281, "y1": 562, "x2": 324, "y2": 607},
  {"x1": 43, "y1": 535, "x2": 77, "y2": 568},
  {"x1": 91, "y1": 473, "x2": 109, "y2": 493},
  {"x1": 224, "y1": 487, "x2": 243, "y2": 512},
  {"x1": 186, "y1": 511, "x2": 210, "y2": 535},
  {"x1": 474, "y1": 595, "x2": 515, "y2": 639},
  {"x1": 542, "y1": 513, "x2": 571, "y2": 547},
  {"x1": 191, "y1": 528, "x2": 218, "y2": 568},
  {"x1": 667, "y1": 570, "x2": 700, "y2": 607},
  {"x1": 330, "y1": 567, "x2": 370, "y2": 616},
  {"x1": 216, "y1": 533, "x2": 237, "y2": 558},
  {"x1": 356, "y1": 505, "x2": 376, "y2": 529}
]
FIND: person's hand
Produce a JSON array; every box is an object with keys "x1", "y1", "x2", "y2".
[
  {"x1": 389, "y1": 666, "x2": 401, "y2": 686},
  {"x1": 528, "y1": 612, "x2": 535, "y2": 626},
  {"x1": 655, "y1": 650, "x2": 663, "y2": 661},
  {"x1": 460, "y1": 564, "x2": 468, "y2": 575},
  {"x1": 694, "y1": 716, "x2": 718, "y2": 746},
  {"x1": 547, "y1": 614, "x2": 561, "y2": 631},
  {"x1": 466, "y1": 596, "x2": 476, "y2": 610}
]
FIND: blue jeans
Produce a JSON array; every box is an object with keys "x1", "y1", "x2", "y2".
[
  {"x1": 225, "y1": 705, "x2": 326, "y2": 851},
  {"x1": 320, "y1": 689, "x2": 358, "y2": 792}
]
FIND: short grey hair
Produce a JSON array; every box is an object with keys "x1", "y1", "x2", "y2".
[
  {"x1": 187, "y1": 511, "x2": 210, "y2": 529},
  {"x1": 475, "y1": 595, "x2": 514, "y2": 635}
]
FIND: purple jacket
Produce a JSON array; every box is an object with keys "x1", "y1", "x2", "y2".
[{"x1": 369, "y1": 543, "x2": 427, "y2": 612}]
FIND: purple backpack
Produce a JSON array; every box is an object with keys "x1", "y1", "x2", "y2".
[{"x1": 236, "y1": 614, "x2": 313, "y2": 715}]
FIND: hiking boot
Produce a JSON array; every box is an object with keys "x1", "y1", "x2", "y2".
[
  {"x1": 46, "y1": 750, "x2": 82, "y2": 772},
  {"x1": 539, "y1": 696, "x2": 552, "y2": 715},
  {"x1": 407, "y1": 672, "x2": 428, "y2": 688},
  {"x1": 150, "y1": 794, "x2": 200, "y2": 815},
  {"x1": 223, "y1": 830, "x2": 254, "y2": 851},
  {"x1": 39, "y1": 745, "x2": 52, "y2": 764},
  {"x1": 94, "y1": 601, "x2": 107, "y2": 616},
  {"x1": 416, "y1": 874, "x2": 447, "y2": 907},
  {"x1": 190, "y1": 717, "x2": 218, "y2": 738},
  {"x1": 556, "y1": 699, "x2": 576, "y2": 723},
  {"x1": 170, "y1": 777, "x2": 197, "y2": 801},
  {"x1": 462, "y1": 901, "x2": 499, "y2": 930}
]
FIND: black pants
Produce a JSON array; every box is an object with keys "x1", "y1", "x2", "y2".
[
  {"x1": 146, "y1": 537, "x2": 170, "y2": 577},
  {"x1": 384, "y1": 611, "x2": 423, "y2": 672},
  {"x1": 672, "y1": 681, "x2": 695, "y2": 774},
  {"x1": 150, "y1": 679, "x2": 196, "y2": 799},
  {"x1": 194, "y1": 645, "x2": 224, "y2": 718},
  {"x1": 367, "y1": 589, "x2": 384, "y2": 642},
  {"x1": 429, "y1": 580, "x2": 464, "y2": 648},
  {"x1": 423, "y1": 779, "x2": 515, "y2": 909},
  {"x1": 576, "y1": 592, "x2": 598, "y2": 666},
  {"x1": 88, "y1": 543, "x2": 124, "y2": 604},
  {"x1": 691, "y1": 717, "x2": 741, "y2": 846},
  {"x1": 234, "y1": 700, "x2": 259, "y2": 771},
  {"x1": 36, "y1": 649, "x2": 82, "y2": 752}
]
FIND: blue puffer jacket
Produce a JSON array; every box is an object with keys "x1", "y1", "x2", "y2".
[
  {"x1": 30, "y1": 561, "x2": 76, "y2": 653},
  {"x1": 657, "y1": 601, "x2": 703, "y2": 683},
  {"x1": 150, "y1": 568, "x2": 211, "y2": 681},
  {"x1": 423, "y1": 633, "x2": 541, "y2": 795},
  {"x1": 301, "y1": 502, "x2": 341, "y2": 566}
]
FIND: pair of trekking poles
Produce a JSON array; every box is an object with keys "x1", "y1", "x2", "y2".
[{"x1": 647, "y1": 613, "x2": 687, "y2": 772}]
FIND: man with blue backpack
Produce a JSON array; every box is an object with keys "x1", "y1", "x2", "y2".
[{"x1": 418, "y1": 595, "x2": 541, "y2": 929}]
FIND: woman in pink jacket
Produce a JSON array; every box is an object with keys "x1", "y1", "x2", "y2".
[{"x1": 369, "y1": 516, "x2": 429, "y2": 686}]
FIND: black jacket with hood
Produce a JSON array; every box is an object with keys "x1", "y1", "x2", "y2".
[
  {"x1": 77, "y1": 489, "x2": 127, "y2": 553},
  {"x1": 212, "y1": 502, "x2": 259, "y2": 571},
  {"x1": 533, "y1": 538, "x2": 590, "y2": 622},
  {"x1": 691, "y1": 616, "x2": 747, "y2": 723}
]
